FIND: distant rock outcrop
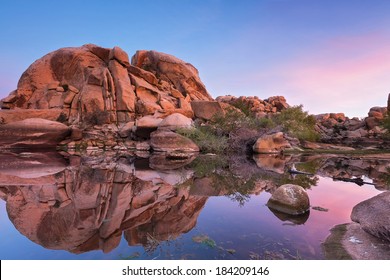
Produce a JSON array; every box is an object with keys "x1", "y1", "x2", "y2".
[
  {"x1": 216, "y1": 95, "x2": 289, "y2": 117},
  {"x1": 315, "y1": 106, "x2": 388, "y2": 149}
]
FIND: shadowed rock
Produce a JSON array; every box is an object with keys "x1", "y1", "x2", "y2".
[
  {"x1": 150, "y1": 129, "x2": 199, "y2": 153},
  {"x1": 351, "y1": 191, "x2": 390, "y2": 242},
  {"x1": 0, "y1": 118, "x2": 71, "y2": 148},
  {"x1": 253, "y1": 132, "x2": 291, "y2": 154}
]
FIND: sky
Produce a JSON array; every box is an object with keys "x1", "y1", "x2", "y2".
[{"x1": 0, "y1": 0, "x2": 389, "y2": 118}]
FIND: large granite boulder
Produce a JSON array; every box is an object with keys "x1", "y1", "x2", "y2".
[
  {"x1": 252, "y1": 132, "x2": 291, "y2": 154},
  {"x1": 190, "y1": 101, "x2": 224, "y2": 120},
  {"x1": 158, "y1": 113, "x2": 193, "y2": 131},
  {"x1": 267, "y1": 184, "x2": 310, "y2": 215},
  {"x1": 150, "y1": 129, "x2": 199, "y2": 153},
  {"x1": 0, "y1": 118, "x2": 71, "y2": 148},
  {"x1": 351, "y1": 191, "x2": 390, "y2": 242},
  {"x1": 1, "y1": 45, "x2": 213, "y2": 128}
]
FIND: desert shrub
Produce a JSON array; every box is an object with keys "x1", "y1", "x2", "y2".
[
  {"x1": 178, "y1": 109, "x2": 276, "y2": 154},
  {"x1": 230, "y1": 99, "x2": 252, "y2": 117},
  {"x1": 210, "y1": 109, "x2": 274, "y2": 136},
  {"x1": 272, "y1": 105, "x2": 319, "y2": 142},
  {"x1": 177, "y1": 126, "x2": 228, "y2": 154},
  {"x1": 382, "y1": 113, "x2": 390, "y2": 132}
]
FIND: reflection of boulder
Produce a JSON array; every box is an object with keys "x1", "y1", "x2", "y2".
[
  {"x1": 317, "y1": 157, "x2": 390, "y2": 190},
  {"x1": 0, "y1": 152, "x2": 67, "y2": 182},
  {"x1": 123, "y1": 195, "x2": 207, "y2": 247},
  {"x1": 149, "y1": 153, "x2": 197, "y2": 170},
  {"x1": 0, "y1": 118, "x2": 71, "y2": 148},
  {"x1": 189, "y1": 177, "x2": 226, "y2": 197},
  {"x1": 268, "y1": 207, "x2": 310, "y2": 225},
  {"x1": 0, "y1": 152, "x2": 207, "y2": 254},
  {"x1": 253, "y1": 154, "x2": 290, "y2": 174}
]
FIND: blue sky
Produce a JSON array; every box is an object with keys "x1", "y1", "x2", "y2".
[{"x1": 1, "y1": 0, "x2": 390, "y2": 117}]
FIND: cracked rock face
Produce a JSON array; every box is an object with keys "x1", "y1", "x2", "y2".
[{"x1": 0, "y1": 44, "x2": 213, "y2": 126}]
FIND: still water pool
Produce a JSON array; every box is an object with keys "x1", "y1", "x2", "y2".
[{"x1": 0, "y1": 152, "x2": 387, "y2": 259}]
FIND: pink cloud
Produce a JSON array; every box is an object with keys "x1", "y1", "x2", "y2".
[{"x1": 270, "y1": 32, "x2": 390, "y2": 117}]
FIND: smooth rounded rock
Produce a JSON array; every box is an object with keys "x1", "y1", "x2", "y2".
[
  {"x1": 267, "y1": 184, "x2": 310, "y2": 215},
  {"x1": 351, "y1": 191, "x2": 390, "y2": 242},
  {"x1": 158, "y1": 113, "x2": 193, "y2": 131}
]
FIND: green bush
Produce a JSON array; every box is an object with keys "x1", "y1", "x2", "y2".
[
  {"x1": 210, "y1": 109, "x2": 274, "y2": 136},
  {"x1": 230, "y1": 99, "x2": 252, "y2": 117},
  {"x1": 382, "y1": 113, "x2": 390, "y2": 132},
  {"x1": 177, "y1": 126, "x2": 228, "y2": 154},
  {"x1": 272, "y1": 105, "x2": 319, "y2": 142},
  {"x1": 179, "y1": 105, "x2": 319, "y2": 155}
]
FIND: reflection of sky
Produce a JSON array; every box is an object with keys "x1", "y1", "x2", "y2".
[
  {"x1": 194, "y1": 176, "x2": 382, "y2": 259},
  {"x1": 1, "y1": 1, "x2": 390, "y2": 117},
  {"x1": 0, "y1": 176, "x2": 382, "y2": 259}
]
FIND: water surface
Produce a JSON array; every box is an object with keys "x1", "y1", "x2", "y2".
[{"x1": 0, "y1": 151, "x2": 387, "y2": 260}]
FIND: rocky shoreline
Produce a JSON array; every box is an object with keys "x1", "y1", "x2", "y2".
[{"x1": 0, "y1": 44, "x2": 389, "y2": 154}]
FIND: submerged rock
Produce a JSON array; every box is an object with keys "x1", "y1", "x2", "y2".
[{"x1": 267, "y1": 184, "x2": 310, "y2": 215}]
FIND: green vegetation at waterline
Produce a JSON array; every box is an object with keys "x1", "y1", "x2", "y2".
[{"x1": 178, "y1": 105, "x2": 319, "y2": 155}]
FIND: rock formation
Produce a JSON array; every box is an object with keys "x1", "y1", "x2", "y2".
[
  {"x1": 0, "y1": 44, "x2": 212, "y2": 127},
  {"x1": 315, "y1": 106, "x2": 388, "y2": 149},
  {"x1": 0, "y1": 44, "x2": 389, "y2": 151},
  {"x1": 216, "y1": 95, "x2": 289, "y2": 117}
]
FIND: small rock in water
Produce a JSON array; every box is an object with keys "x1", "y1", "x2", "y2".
[{"x1": 312, "y1": 206, "x2": 329, "y2": 212}]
